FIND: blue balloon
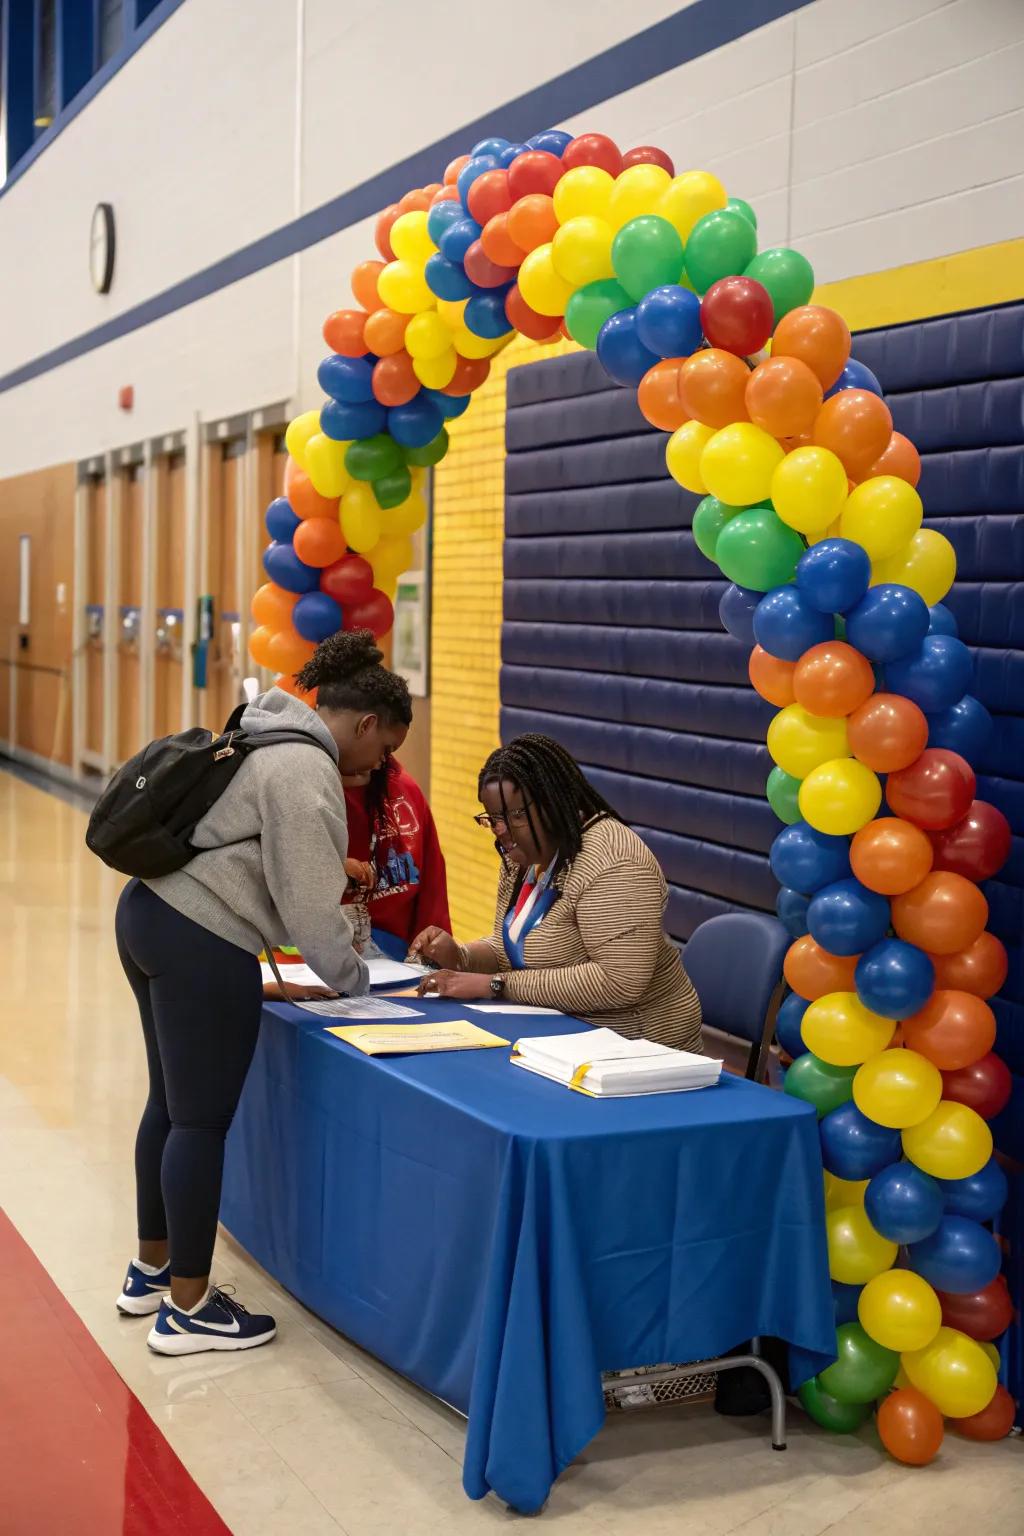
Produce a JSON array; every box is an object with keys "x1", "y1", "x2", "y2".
[
  {"x1": 808, "y1": 878, "x2": 891, "y2": 957},
  {"x1": 425, "y1": 252, "x2": 474, "y2": 301},
  {"x1": 320, "y1": 398, "x2": 387, "y2": 441},
  {"x1": 908, "y1": 1216, "x2": 1002, "y2": 1295},
  {"x1": 776, "y1": 992, "x2": 809, "y2": 1059},
  {"x1": 317, "y1": 353, "x2": 375, "y2": 404},
  {"x1": 770, "y1": 824, "x2": 851, "y2": 895},
  {"x1": 937, "y1": 1159, "x2": 1009, "y2": 1224},
  {"x1": 471, "y1": 136, "x2": 511, "y2": 158},
  {"x1": 528, "y1": 129, "x2": 573, "y2": 156},
  {"x1": 845, "y1": 583, "x2": 930, "y2": 663},
  {"x1": 596, "y1": 308, "x2": 660, "y2": 386},
  {"x1": 719, "y1": 583, "x2": 760, "y2": 644},
  {"x1": 928, "y1": 603, "x2": 959, "y2": 637},
  {"x1": 865, "y1": 1163, "x2": 944, "y2": 1245},
  {"x1": 754, "y1": 586, "x2": 834, "y2": 662},
  {"x1": 439, "y1": 216, "x2": 483, "y2": 264},
  {"x1": 497, "y1": 142, "x2": 528, "y2": 168},
  {"x1": 777, "y1": 887, "x2": 811, "y2": 938},
  {"x1": 832, "y1": 1281, "x2": 862, "y2": 1326},
  {"x1": 262, "y1": 541, "x2": 320, "y2": 595},
  {"x1": 796, "y1": 539, "x2": 871, "y2": 615},
  {"x1": 825, "y1": 359, "x2": 883, "y2": 398},
  {"x1": 465, "y1": 289, "x2": 514, "y2": 339},
  {"x1": 388, "y1": 395, "x2": 444, "y2": 449},
  {"x1": 819, "y1": 1103, "x2": 902, "y2": 1181},
  {"x1": 885, "y1": 634, "x2": 973, "y2": 712},
  {"x1": 424, "y1": 388, "x2": 470, "y2": 420},
  {"x1": 265, "y1": 496, "x2": 300, "y2": 543},
  {"x1": 427, "y1": 198, "x2": 465, "y2": 247},
  {"x1": 634, "y1": 285, "x2": 703, "y2": 359},
  {"x1": 293, "y1": 591, "x2": 343, "y2": 643},
  {"x1": 926, "y1": 695, "x2": 993, "y2": 764},
  {"x1": 855, "y1": 938, "x2": 935, "y2": 1020},
  {"x1": 456, "y1": 156, "x2": 498, "y2": 206}
]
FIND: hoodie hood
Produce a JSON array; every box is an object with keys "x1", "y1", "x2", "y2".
[{"x1": 240, "y1": 687, "x2": 339, "y2": 763}]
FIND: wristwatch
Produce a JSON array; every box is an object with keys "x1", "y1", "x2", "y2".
[{"x1": 490, "y1": 974, "x2": 505, "y2": 998}]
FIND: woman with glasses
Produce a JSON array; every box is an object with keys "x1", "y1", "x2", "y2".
[{"x1": 410, "y1": 734, "x2": 702, "y2": 1050}]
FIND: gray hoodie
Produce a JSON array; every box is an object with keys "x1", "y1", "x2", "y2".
[{"x1": 145, "y1": 689, "x2": 368, "y2": 996}]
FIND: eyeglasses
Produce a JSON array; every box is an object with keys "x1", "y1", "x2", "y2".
[{"x1": 473, "y1": 801, "x2": 534, "y2": 830}]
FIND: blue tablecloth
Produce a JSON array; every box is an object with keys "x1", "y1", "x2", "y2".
[{"x1": 221, "y1": 998, "x2": 835, "y2": 1512}]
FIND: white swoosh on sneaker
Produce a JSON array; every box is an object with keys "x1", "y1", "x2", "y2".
[{"x1": 167, "y1": 1313, "x2": 241, "y2": 1335}]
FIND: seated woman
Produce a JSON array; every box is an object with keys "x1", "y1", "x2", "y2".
[
  {"x1": 411, "y1": 733, "x2": 702, "y2": 1051},
  {"x1": 342, "y1": 757, "x2": 451, "y2": 948}
]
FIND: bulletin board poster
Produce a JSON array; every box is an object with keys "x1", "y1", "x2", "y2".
[{"x1": 393, "y1": 569, "x2": 428, "y2": 697}]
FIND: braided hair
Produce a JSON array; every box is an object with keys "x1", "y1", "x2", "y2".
[
  {"x1": 295, "y1": 629, "x2": 412, "y2": 726},
  {"x1": 478, "y1": 734, "x2": 620, "y2": 882}
]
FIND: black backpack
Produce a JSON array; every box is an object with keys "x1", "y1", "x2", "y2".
[{"x1": 85, "y1": 704, "x2": 336, "y2": 878}]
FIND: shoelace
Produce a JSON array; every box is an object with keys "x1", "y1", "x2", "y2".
[{"x1": 208, "y1": 1285, "x2": 251, "y2": 1319}]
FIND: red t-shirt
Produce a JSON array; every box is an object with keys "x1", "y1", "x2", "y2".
[{"x1": 344, "y1": 762, "x2": 451, "y2": 945}]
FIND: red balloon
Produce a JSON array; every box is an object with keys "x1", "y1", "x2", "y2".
[
  {"x1": 930, "y1": 801, "x2": 1012, "y2": 883},
  {"x1": 561, "y1": 132, "x2": 623, "y2": 177},
  {"x1": 464, "y1": 239, "x2": 518, "y2": 289},
  {"x1": 467, "y1": 169, "x2": 513, "y2": 226},
  {"x1": 346, "y1": 588, "x2": 394, "y2": 638},
  {"x1": 443, "y1": 355, "x2": 490, "y2": 396},
  {"x1": 953, "y1": 1383, "x2": 1016, "y2": 1440},
  {"x1": 887, "y1": 749, "x2": 976, "y2": 831},
  {"x1": 372, "y1": 351, "x2": 419, "y2": 407},
  {"x1": 321, "y1": 554, "x2": 374, "y2": 606},
  {"x1": 939, "y1": 1277, "x2": 1014, "y2": 1342},
  {"x1": 700, "y1": 277, "x2": 774, "y2": 357},
  {"x1": 374, "y1": 203, "x2": 400, "y2": 261},
  {"x1": 941, "y1": 1052, "x2": 1013, "y2": 1119},
  {"x1": 621, "y1": 145, "x2": 675, "y2": 175},
  {"x1": 508, "y1": 151, "x2": 563, "y2": 200},
  {"x1": 931, "y1": 932, "x2": 1009, "y2": 999},
  {"x1": 505, "y1": 284, "x2": 561, "y2": 342}
]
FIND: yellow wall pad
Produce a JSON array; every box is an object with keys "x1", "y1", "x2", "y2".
[{"x1": 814, "y1": 239, "x2": 1024, "y2": 333}]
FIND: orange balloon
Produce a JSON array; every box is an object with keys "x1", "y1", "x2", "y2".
[
  {"x1": 772, "y1": 305, "x2": 851, "y2": 390},
  {"x1": 267, "y1": 626, "x2": 317, "y2": 676},
  {"x1": 780, "y1": 430, "x2": 813, "y2": 452},
  {"x1": 638, "y1": 359, "x2": 690, "y2": 431},
  {"x1": 364, "y1": 306, "x2": 409, "y2": 356},
  {"x1": 482, "y1": 211, "x2": 528, "y2": 267},
  {"x1": 507, "y1": 194, "x2": 558, "y2": 253},
  {"x1": 374, "y1": 203, "x2": 400, "y2": 261},
  {"x1": 953, "y1": 1384, "x2": 1016, "y2": 1441},
  {"x1": 784, "y1": 937, "x2": 860, "y2": 1001},
  {"x1": 372, "y1": 350, "x2": 419, "y2": 406},
  {"x1": 322, "y1": 308, "x2": 368, "y2": 357},
  {"x1": 848, "y1": 692, "x2": 929, "y2": 772},
  {"x1": 877, "y1": 1388, "x2": 944, "y2": 1466},
  {"x1": 284, "y1": 462, "x2": 339, "y2": 520},
  {"x1": 431, "y1": 185, "x2": 461, "y2": 207},
  {"x1": 351, "y1": 260, "x2": 386, "y2": 313},
  {"x1": 251, "y1": 582, "x2": 299, "y2": 630},
  {"x1": 749, "y1": 645, "x2": 796, "y2": 707},
  {"x1": 678, "y1": 349, "x2": 750, "y2": 429},
  {"x1": 850, "y1": 817, "x2": 934, "y2": 896},
  {"x1": 792, "y1": 641, "x2": 875, "y2": 717},
  {"x1": 903, "y1": 990, "x2": 997, "y2": 1071},
  {"x1": 931, "y1": 932, "x2": 1009, "y2": 999},
  {"x1": 443, "y1": 355, "x2": 490, "y2": 395},
  {"x1": 444, "y1": 155, "x2": 470, "y2": 186},
  {"x1": 248, "y1": 624, "x2": 277, "y2": 670},
  {"x1": 813, "y1": 390, "x2": 893, "y2": 480},
  {"x1": 398, "y1": 187, "x2": 432, "y2": 214},
  {"x1": 293, "y1": 516, "x2": 346, "y2": 568},
  {"x1": 275, "y1": 672, "x2": 317, "y2": 705},
  {"x1": 867, "y1": 430, "x2": 921, "y2": 488},
  {"x1": 745, "y1": 356, "x2": 823, "y2": 439},
  {"x1": 892, "y1": 872, "x2": 989, "y2": 956}
]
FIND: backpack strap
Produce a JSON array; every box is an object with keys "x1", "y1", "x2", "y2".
[{"x1": 235, "y1": 727, "x2": 338, "y2": 763}]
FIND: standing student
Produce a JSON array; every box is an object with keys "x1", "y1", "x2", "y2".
[
  {"x1": 114, "y1": 631, "x2": 412, "y2": 1355},
  {"x1": 343, "y1": 758, "x2": 451, "y2": 948}
]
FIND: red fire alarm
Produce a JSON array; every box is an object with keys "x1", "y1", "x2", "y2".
[{"x1": 118, "y1": 385, "x2": 134, "y2": 411}]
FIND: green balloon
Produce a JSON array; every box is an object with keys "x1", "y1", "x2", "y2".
[
  {"x1": 345, "y1": 434, "x2": 402, "y2": 482},
  {"x1": 404, "y1": 428, "x2": 449, "y2": 468},
  {"x1": 819, "y1": 1323, "x2": 899, "y2": 1405},
  {"x1": 715, "y1": 506, "x2": 804, "y2": 590},
  {"x1": 767, "y1": 767, "x2": 802, "y2": 824},
  {"x1": 565, "y1": 278, "x2": 632, "y2": 349},
  {"x1": 743, "y1": 247, "x2": 815, "y2": 323},
  {"x1": 611, "y1": 216, "x2": 685, "y2": 303},
  {"x1": 798, "y1": 1377, "x2": 873, "y2": 1434},
  {"x1": 372, "y1": 467, "x2": 412, "y2": 510},
  {"x1": 683, "y1": 209, "x2": 758, "y2": 295},
  {"x1": 691, "y1": 496, "x2": 745, "y2": 562},
  {"x1": 834, "y1": 615, "x2": 847, "y2": 640},
  {"x1": 784, "y1": 1053, "x2": 856, "y2": 1117},
  {"x1": 728, "y1": 196, "x2": 758, "y2": 230}
]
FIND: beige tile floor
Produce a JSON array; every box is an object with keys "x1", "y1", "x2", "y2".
[{"x1": 0, "y1": 766, "x2": 1020, "y2": 1533}]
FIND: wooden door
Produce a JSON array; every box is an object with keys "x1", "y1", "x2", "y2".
[
  {"x1": 84, "y1": 477, "x2": 107, "y2": 761},
  {"x1": 207, "y1": 439, "x2": 245, "y2": 731},
  {"x1": 154, "y1": 452, "x2": 186, "y2": 737},
  {"x1": 117, "y1": 466, "x2": 144, "y2": 761}
]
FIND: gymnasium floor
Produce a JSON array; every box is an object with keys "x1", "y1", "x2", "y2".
[{"x1": 0, "y1": 764, "x2": 1019, "y2": 1535}]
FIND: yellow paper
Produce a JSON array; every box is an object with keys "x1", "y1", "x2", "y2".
[{"x1": 326, "y1": 1021, "x2": 510, "y2": 1056}]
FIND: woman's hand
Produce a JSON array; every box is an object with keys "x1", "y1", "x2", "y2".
[
  {"x1": 344, "y1": 858, "x2": 375, "y2": 891},
  {"x1": 409, "y1": 927, "x2": 463, "y2": 970},
  {"x1": 416, "y1": 969, "x2": 494, "y2": 1000}
]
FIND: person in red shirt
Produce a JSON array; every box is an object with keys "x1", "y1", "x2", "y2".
[{"x1": 343, "y1": 759, "x2": 451, "y2": 946}]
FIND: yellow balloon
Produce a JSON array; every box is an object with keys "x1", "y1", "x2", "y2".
[
  {"x1": 858, "y1": 1270, "x2": 942, "y2": 1354},
  {"x1": 378, "y1": 490, "x2": 428, "y2": 538},
  {"x1": 377, "y1": 259, "x2": 434, "y2": 315},
  {"x1": 700, "y1": 423, "x2": 784, "y2": 507},
  {"x1": 284, "y1": 409, "x2": 320, "y2": 470},
  {"x1": 607, "y1": 164, "x2": 673, "y2": 230},
  {"x1": 405, "y1": 310, "x2": 451, "y2": 360},
  {"x1": 839, "y1": 476, "x2": 923, "y2": 561},
  {"x1": 389, "y1": 210, "x2": 436, "y2": 264},
  {"x1": 903, "y1": 1327, "x2": 997, "y2": 1419},
  {"x1": 551, "y1": 216, "x2": 615, "y2": 286},
  {"x1": 370, "y1": 533, "x2": 414, "y2": 587},
  {"x1": 767, "y1": 704, "x2": 849, "y2": 779},
  {"x1": 553, "y1": 165, "x2": 614, "y2": 224},
  {"x1": 799, "y1": 757, "x2": 881, "y2": 835},
  {"x1": 340, "y1": 482, "x2": 382, "y2": 553},
  {"x1": 827, "y1": 1204, "x2": 898, "y2": 1285},
  {"x1": 803, "y1": 992, "x2": 896, "y2": 1067},
  {"x1": 873, "y1": 529, "x2": 957, "y2": 605},
  {"x1": 771, "y1": 446, "x2": 849, "y2": 535},
  {"x1": 902, "y1": 1101, "x2": 993, "y2": 1181},
  {"x1": 824, "y1": 1171, "x2": 868, "y2": 1210},
  {"x1": 809, "y1": 515, "x2": 844, "y2": 546},
  {"x1": 853, "y1": 1049, "x2": 943, "y2": 1130},
  {"x1": 894, "y1": 1363, "x2": 912, "y2": 1389},
  {"x1": 413, "y1": 348, "x2": 457, "y2": 389},
  {"x1": 436, "y1": 297, "x2": 468, "y2": 330},
  {"x1": 657, "y1": 170, "x2": 728, "y2": 242},
  {"x1": 980, "y1": 1341, "x2": 1001, "y2": 1371},
  {"x1": 451, "y1": 326, "x2": 510, "y2": 360},
  {"x1": 304, "y1": 432, "x2": 351, "y2": 500},
  {"x1": 665, "y1": 420, "x2": 715, "y2": 493},
  {"x1": 517, "y1": 243, "x2": 574, "y2": 316}
]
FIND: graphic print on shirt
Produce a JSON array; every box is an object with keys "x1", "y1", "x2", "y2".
[{"x1": 370, "y1": 794, "x2": 422, "y2": 903}]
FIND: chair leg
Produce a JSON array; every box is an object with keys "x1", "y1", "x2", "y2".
[{"x1": 621, "y1": 1355, "x2": 787, "y2": 1451}]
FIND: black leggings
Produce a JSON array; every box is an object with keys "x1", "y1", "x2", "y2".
[{"x1": 115, "y1": 880, "x2": 264, "y2": 1278}]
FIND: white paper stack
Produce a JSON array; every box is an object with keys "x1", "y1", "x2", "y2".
[{"x1": 511, "y1": 1028, "x2": 722, "y2": 1097}]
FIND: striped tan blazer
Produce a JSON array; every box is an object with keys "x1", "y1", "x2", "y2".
[{"x1": 477, "y1": 817, "x2": 703, "y2": 1051}]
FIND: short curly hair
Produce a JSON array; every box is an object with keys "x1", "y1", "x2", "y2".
[{"x1": 295, "y1": 629, "x2": 412, "y2": 726}]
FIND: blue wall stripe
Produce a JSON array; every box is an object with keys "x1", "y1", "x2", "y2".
[{"x1": 0, "y1": 0, "x2": 813, "y2": 398}]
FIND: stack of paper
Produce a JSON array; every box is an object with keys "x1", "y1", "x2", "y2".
[{"x1": 511, "y1": 1028, "x2": 722, "y2": 1097}]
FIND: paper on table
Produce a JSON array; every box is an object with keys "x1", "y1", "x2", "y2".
[
  {"x1": 326, "y1": 1020, "x2": 509, "y2": 1055},
  {"x1": 366, "y1": 956, "x2": 428, "y2": 987},
  {"x1": 306, "y1": 996, "x2": 423, "y2": 1019},
  {"x1": 260, "y1": 962, "x2": 331, "y2": 990},
  {"x1": 466, "y1": 1004, "x2": 565, "y2": 1017}
]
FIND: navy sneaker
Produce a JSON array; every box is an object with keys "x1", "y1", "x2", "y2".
[
  {"x1": 116, "y1": 1259, "x2": 171, "y2": 1316},
  {"x1": 147, "y1": 1287, "x2": 277, "y2": 1355}
]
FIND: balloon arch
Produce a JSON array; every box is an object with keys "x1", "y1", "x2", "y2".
[{"x1": 251, "y1": 129, "x2": 1015, "y2": 1457}]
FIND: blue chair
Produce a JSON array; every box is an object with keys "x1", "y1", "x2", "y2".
[{"x1": 683, "y1": 912, "x2": 789, "y2": 1083}]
